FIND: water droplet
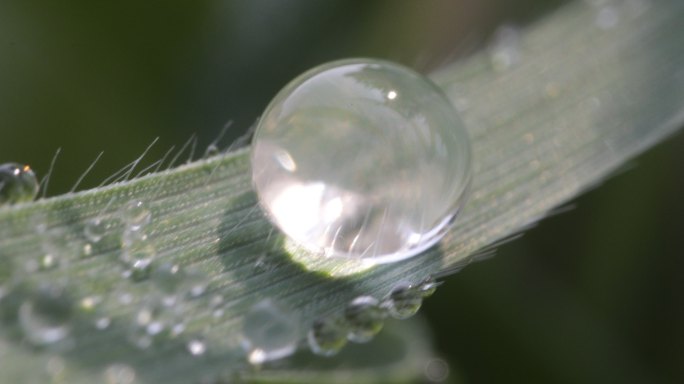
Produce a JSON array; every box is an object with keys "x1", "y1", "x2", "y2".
[
  {"x1": 120, "y1": 200, "x2": 151, "y2": 231},
  {"x1": 120, "y1": 242, "x2": 155, "y2": 265},
  {"x1": 385, "y1": 283, "x2": 423, "y2": 320},
  {"x1": 418, "y1": 277, "x2": 438, "y2": 298},
  {"x1": 103, "y1": 364, "x2": 136, "y2": 384},
  {"x1": 344, "y1": 296, "x2": 385, "y2": 343},
  {"x1": 151, "y1": 263, "x2": 207, "y2": 300},
  {"x1": 241, "y1": 299, "x2": 300, "y2": 364},
  {"x1": 128, "y1": 258, "x2": 153, "y2": 282},
  {"x1": 187, "y1": 338, "x2": 207, "y2": 356},
  {"x1": 84, "y1": 217, "x2": 107, "y2": 243},
  {"x1": 251, "y1": 59, "x2": 471, "y2": 264},
  {"x1": 307, "y1": 316, "x2": 348, "y2": 357},
  {"x1": 205, "y1": 143, "x2": 220, "y2": 158},
  {"x1": 0, "y1": 163, "x2": 39, "y2": 206},
  {"x1": 18, "y1": 286, "x2": 74, "y2": 346},
  {"x1": 489, "y1": 25, "x2": 521, "y2": 71}
]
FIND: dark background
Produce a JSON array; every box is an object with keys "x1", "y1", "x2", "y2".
[{"x1": 0, "y1": 1, "x2": 681, "y2": 383}]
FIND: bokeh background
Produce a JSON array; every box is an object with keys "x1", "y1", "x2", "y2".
[{"x1": 0, "y1": 1, "x2": 681, "y2": 383}]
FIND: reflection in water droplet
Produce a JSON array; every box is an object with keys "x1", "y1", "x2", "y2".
[
  {"x1": 344, "y1": 296, "x2": 385, "y2": 343},
  {"x1": 307, "y1": 316, "x2": 348, "y2": 357},
  {"x1": 104, "y1": 364, "x2": 136, "y2": 384},
  {"x1": 251, "y1": 59, "x2": 471, "y2": 265},
  {"x1": 0, "y1": 163, "x2": 39, "y2": 206},
  {"x1": 18, "y1": 286, "x2": 74, "y2": 346},
  {"x1": 242, "y1": 299, "x2": 300, "y2": 364}
]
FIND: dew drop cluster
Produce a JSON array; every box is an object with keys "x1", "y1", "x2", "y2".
[{"x1": 306, "y1": 278, "x2": 438, "y2": 357}]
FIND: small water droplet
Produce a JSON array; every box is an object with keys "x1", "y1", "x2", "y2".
[
  {"x1": 18, "y1": 286, "x2": 74, "y2": 346},
  {"x1": 120, "y1": 200, "x2": 151, "y2": 232},
  {"x1": 0, "y1": 163, "x2": 39, "y2": 206},
  {"x1": 205, "y1": 143, "x2": 220, "y2": 158},
  {"x1": 241, "y1": 299, "x2": 300, "y2": 364},
  {"x1": 418, "y1": 277, "x2": 438, "y2": 298},
  {"x1": 344, "y1": 296, "x2": 385, "y2": 343},
  {"x1": 187, "y1": 338, "x2": 207, "y2": 356},
  {"x1": 307, "y1": 316, "x2": 348, "y2": 357},
  {"x1": 128, "y1": 258, "x2": 153, "y2": 282},
  {"x1": 385, "y1": 283, "x2": 423, "y2": 320},
  {"x1": 251, "y1": 59, "x2": 471, "y2": 264},
  {"x1": 120, "y1": 242, "x2": 155, "y2": 265},
  {"x1": 84, "y1": 217, "x2": 107, "y2": 243},
  {"x1": 104, "y1": 364, "x2": 136, "y2": 384}
]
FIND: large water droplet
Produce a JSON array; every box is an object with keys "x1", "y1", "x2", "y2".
[
  {"x1": 251, "y1": 59, "x2": 471, "y2": 264},
  {"x1": 0, "y1": 163, "x2": 39, "y2": 206},
  {"x1": 18, "y1": 286, "x2": 74, "y2": 346},
  {"x1": 344, "y1": 296, "x2": 385, "y2": 343},
  {"x1": 307, "y1": 316, "x2": 348, "y2": 357},
  {"x1": 241, "y1": 299, "x2": 300, "y2": 364}
]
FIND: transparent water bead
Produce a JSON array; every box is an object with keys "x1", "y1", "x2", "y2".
[
  {"x1": 252, "y1": 58, "x2": 471, "y2": 264},
  {"x1": 307, "y1": 316, "x2": 348, "y2": 357},
  {"x1": 344, "y1": 295, "x2": 385, "y2": 343},
  {"x1": 241, "y1": 299, "x2": 300, "y2": 365},
  {"x1": 0, "y1": 163, "x2": 39, "y2": 206}
]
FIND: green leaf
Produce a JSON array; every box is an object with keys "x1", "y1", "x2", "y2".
[{"x1": 0, "y1": 1, "x2": 682, "y2": 382}]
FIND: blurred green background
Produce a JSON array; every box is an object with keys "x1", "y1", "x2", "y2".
[{"x1": 0, "y1": 1, "x2": 681, "y2": 383}]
